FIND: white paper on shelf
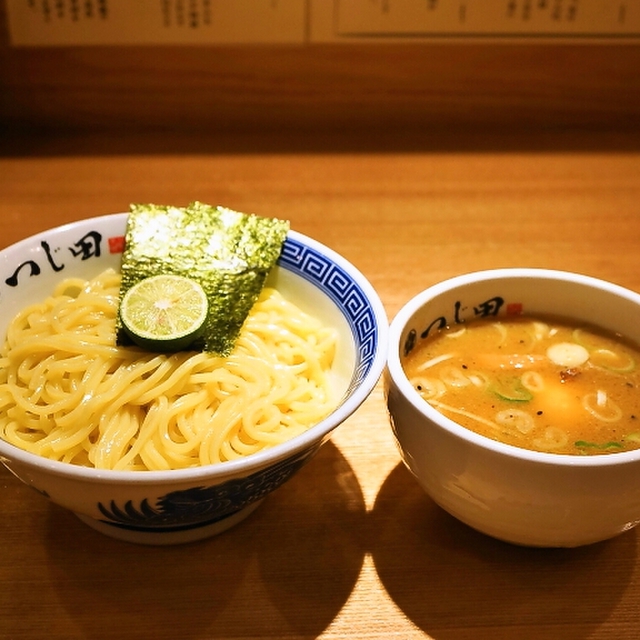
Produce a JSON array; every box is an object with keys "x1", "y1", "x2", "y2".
[
  {"x1": 6, "y1": 0, "x2": 640, "y2": 46},
  {"x1": 5, "y1": 0, "x2": 307, "y2": 45}
]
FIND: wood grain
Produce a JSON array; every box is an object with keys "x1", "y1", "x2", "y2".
[
  {"x1": 2, "y1": 3, "x2": 640, "y2": 136},
  {"x1": 1, "y1": 127, "x2": 640, "y2": 639},
  {"x1": 2, "y1": 3, "x2": 640, "y2": 635}
]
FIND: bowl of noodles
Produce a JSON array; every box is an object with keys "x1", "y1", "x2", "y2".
[
  {"x1": 386, "y1": 268, "x2": 640, "y2": 547},
  {"x1": 0, "y1": 212, "x2": 387, "y2": 544}
]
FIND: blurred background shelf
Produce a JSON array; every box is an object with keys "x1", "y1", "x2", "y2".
[{"x1": 2, "y1": 2, "x2": 640, "y2": 144}]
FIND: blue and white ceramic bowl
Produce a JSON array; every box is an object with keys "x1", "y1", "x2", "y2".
[{"x1": 0, "y1": 212, "x2": 387, "y2": 544}]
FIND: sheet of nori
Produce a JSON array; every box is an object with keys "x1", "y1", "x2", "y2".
[{"x1": 116, "y1": 202, "x2": 290, "y2": 355}]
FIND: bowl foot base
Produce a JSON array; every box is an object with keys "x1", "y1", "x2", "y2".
[{"x1": 74, "y1": 499, "x2": 264, "y2": 545}]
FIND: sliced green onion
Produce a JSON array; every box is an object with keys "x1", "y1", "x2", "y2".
[
  {"x1": 575, "y1": 440, "x2": 623, "y2": 451},
  {"x1": 492, "y1": 377, "x2": 533, "y2": 402},
  {"x1": 589, "y1": 348, "x2": 635, "y2": 373}
]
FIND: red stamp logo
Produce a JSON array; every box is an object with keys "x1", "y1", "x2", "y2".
[{"x1": 108, "y1": 236, "x2": 125, "y2": 254}]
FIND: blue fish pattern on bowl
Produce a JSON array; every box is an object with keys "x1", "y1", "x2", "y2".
[{"x1": 97, "y1": 446, "x2": 318, "y2": 533}]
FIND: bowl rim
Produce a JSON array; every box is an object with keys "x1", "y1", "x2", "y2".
[
  {"x1": 387, "y1": 267, "x2": 640, "y2": 469},
  {"x1": 0, "y1": 213, "x2": 389, "y2": 484}
]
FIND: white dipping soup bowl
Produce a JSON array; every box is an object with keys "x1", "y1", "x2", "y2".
[
  {"x1": 0, "y1": 213, "x2": 388, "y2": 544},
  {"x1": 386, "y1": 268, "x2": 640, "y2": 547}
]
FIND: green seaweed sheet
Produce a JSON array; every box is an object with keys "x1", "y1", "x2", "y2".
[{"x1": 116, "y1": 202, "x2": 290, "y2": 355}]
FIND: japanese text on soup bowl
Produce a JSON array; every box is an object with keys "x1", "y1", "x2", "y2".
[{"x1": 386, "y1": 268, "x2": 640, "y2": 547}]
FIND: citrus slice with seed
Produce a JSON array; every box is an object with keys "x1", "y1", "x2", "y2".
[{"x1": 119, "y1": 274, "x2": 209, "y2": 352}]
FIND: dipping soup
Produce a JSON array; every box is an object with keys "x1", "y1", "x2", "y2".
[{"x1": 403, "y1": 315, "x2": 640, "y2": 455}]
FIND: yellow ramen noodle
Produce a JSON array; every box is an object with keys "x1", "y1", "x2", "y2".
[
  {"x1": 0, "y1": 269, "x2": 338, "y2": 470},
  {"x1": 403, "y1": 315, "x2": 640, "y2": 455}
]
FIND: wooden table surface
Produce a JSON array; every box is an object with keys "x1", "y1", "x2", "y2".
[{"x1": 1, "y1": 129, "x2": 640, "y2": 640}]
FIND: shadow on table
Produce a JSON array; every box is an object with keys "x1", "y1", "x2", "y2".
[
  {"x1": 43, "y1": 441, "x2": 366, "y2": 640},
  {"x1": 370, "y1": 462, "x2": 637, "y2": 640}
]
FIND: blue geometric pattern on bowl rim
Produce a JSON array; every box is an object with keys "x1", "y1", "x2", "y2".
[{"x1": 279, "y1": 235, "x2": 378, "y2": 394}]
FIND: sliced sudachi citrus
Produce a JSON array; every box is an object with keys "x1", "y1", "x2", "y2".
[{"x1": 119, "y1": 274, "x2": 209, "y2": 352}]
